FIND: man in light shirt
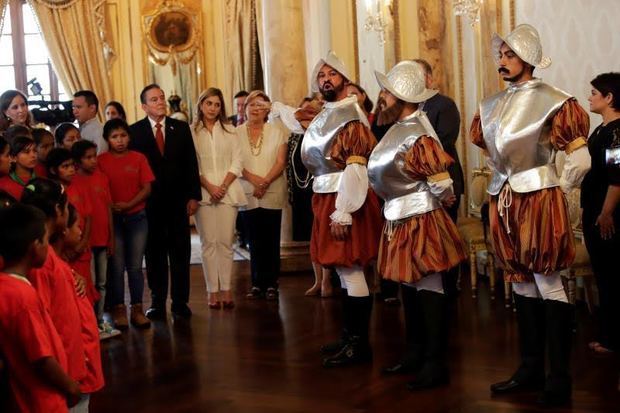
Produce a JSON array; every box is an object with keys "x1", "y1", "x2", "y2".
[{"x1": 73, "y1": 90, "x2": 107, "y2": 153}]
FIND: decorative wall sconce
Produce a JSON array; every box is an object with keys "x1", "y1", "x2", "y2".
[
  {"x1": 363, "y1": 0, "x2": 392, "y2": 44},
  {"x1": 453, "y1": 0, "x2": 482, "y2": 26}
]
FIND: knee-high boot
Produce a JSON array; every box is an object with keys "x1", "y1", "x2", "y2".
[
  {"x1": 323, "y1": 295, "x2": 373, "y2": 367},
  {"x1": 382, "y1": 284, "x2": 426, "y2": 375},
  {"x1": 320, "y1": 289, "x2": 350, "y2": 355},
  {"x1": 407, "y1": 290, "x2": 449, "y2": 390},
  {"x1": 491, "y1": 294, "x2": 546, "y2": 394},
  {"x1": 539, "y1": 300, "x2": 574, "y2": 406}
]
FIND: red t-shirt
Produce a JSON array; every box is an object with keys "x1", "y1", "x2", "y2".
[
  {"x1": 73, "y1": 170, "x2": 111, "y2": 248},
  {"x1": 29, "y1": 246, "x2": 87, "y2": 384},
  {"x1": 34, "y1": 162, "x2": 48, "y2": 178},
  {"x1": 0, "y1": 273, "x2": 69, "y2": 413},
  {"x1": 97, "y1": 151, "x2": 155, "y2": 215},
  {"x1": 0, "y1": 175, "x2": 24, "y2": 201}
]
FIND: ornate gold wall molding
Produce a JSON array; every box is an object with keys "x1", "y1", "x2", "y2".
[{"x1": 455, "y1": 15, "x2": 468, "y2": 212}]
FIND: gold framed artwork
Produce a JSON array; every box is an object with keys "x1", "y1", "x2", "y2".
[{"x1": 143, "y1": 0, "x2": 201, "y2": 74}]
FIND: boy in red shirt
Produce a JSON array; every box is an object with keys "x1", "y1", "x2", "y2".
[
  {"x1": 72, "y1": 140, "x2": 120, "y2": 340},
  {"x1": 32, "y1": 128, "x2": 55, "y2": 179},
  {"x1": 0, "y1": 204, "x2": 81, "y2": 412}
]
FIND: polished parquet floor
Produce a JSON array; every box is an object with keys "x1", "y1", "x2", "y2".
[{"x1": 92, "y1": 262, "x2": 620, "y2": 413}]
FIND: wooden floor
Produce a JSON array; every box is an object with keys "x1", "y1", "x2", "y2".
[{"x1": 92, "y1": 263, "x2": 620, "y2": 413}]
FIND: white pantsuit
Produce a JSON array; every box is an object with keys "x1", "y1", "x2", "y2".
[{"x1": 192, "y1": 121, "x2": 247, "y2": 293}]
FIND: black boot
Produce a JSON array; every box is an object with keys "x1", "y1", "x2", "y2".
[
  {"x1": 320, "y1": 289, "x2": 350, "y2": 355},
  {"x1": 382, "y1": 285, "x2": 426, "y2": 375},
  {"x1": 323, "y1": 295, "x2": 373, "y2": 367},
  {"x1": 407, "y1": 290, "x2": 449, "y2": 390},
  {"x1": 491, "y1": 294, "x2": 546, "y2": 394},
  {"x1": 539, "y1": 300, "x2": 574, "y2": 407}
]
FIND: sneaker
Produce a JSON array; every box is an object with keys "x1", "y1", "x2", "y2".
[
  {"x1": 246, "y1": 287, "x2": 262, "y2": 299},
  {"x1": 266, "y1": 287, "x2": 279, "y2": 301},
  {"x1": 99, "y1": 321, "x2": 121, "y2": 341}
]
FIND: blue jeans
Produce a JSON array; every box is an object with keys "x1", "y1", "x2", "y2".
[{"x1": 108, "y1": 210, "x2": 148, "y2": 306}]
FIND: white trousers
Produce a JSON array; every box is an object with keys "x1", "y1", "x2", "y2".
[
  {"x1": 194, "y1": 203, "x2": 238, "y2": 293},
  {"x1": 511, "y1": 272, "x2": 568, "y2": 303},
  {"x1": 403, "y1": 272, "x2": 445, "y2": 294},
  {"x1": 336, "y1": 265, "x2": 370, "y2": 297}
]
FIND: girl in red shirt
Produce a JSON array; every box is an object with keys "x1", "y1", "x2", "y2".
[
  {"x1": 46, "y1": 148, "x2": 97, "y2": 304},
  {"x1": 21, "y1": 178, "x2": 90, "y2": 406},
  {"x1": 32, "y1": 128, "x2": 54, "y2": 178},
  {"x1": 0, "y1": 136, "x2": 37, "y2": 200},
  {"x1": 98, "y1": 118, "x2": 154, "y2": 329},
  {"x1": 54, "y1": 123, "x2": 81, "y2": 151}
]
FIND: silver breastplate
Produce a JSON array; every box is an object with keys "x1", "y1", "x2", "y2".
[
  {"x1": 301, "y1": 96, "x2": 367, "y2": 193},
  {"x1": 368, "y1": 112, "x2": 442, "y2": 221},
  {"x1": 480, "y1": 79, "x2": 571, "y2": 195}
]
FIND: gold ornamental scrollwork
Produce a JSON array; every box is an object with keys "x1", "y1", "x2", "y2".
[
  {"x1": 143, "y1": 0, "x2": 201, "y2": 75},
  {"x1": 29, "y1": 0, "x2": 80, "y2": 9}
]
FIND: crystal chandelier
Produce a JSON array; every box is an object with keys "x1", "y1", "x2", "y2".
[{"x1": 453, "y1": 0, "x2": 482, "y2": 26}]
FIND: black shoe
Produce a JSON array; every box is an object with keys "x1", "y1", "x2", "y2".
[
  {"x1": 145, "y1": 306, "x2": 166, "y2": 320},
  {"x1": 490, "y1": 378, "x2": 544, "y2": 394},
  {"x1": 265, "y1": 288, "x2": 278, "y2": 301},
  {"x1": 538, "y1": 388, "x2": 572, "y2": 407},
  {"x1": 322, "y1": 337, "x2": 372, "y2": 368},
  {"x1": 171, "y1": 303, "x2": 192, "y2": 319},
  {"x1": 320, "y1": 336, "x2": 348, "y2": 355},
  {"x1": 246, "y1": 287, "x2": 262, "y2": 299}
]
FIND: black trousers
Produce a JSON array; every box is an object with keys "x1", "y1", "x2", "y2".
[
  {"x1": 145, "y1": 202, "x2": 191, "y2": 307},
  {"x1": 243, "y1": 208, "x2": 282, "y2": 290},
  {"x1": 583, "y1": 209, "x2": 620, "y2": 353}
]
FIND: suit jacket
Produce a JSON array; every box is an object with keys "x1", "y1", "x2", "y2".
[
  {"x1": 129, "y1": 116, "x2": 202, "y2": 210},
  {"x1": 423, "y1": 93, "x2": 465, "y2": 197}
]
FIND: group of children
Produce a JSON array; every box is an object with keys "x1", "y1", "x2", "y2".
[{"x1": 0, "y1": 117, "x2": 155, "y2": 411}]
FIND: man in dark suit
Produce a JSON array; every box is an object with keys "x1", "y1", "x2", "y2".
[
  {"x1": 414, "y1": 59, "x2": 464, "y2": 299},
  {"x1": 129, "y1": 84, "x2": 201, "y2": 319},
  {"x1": 414, "y1": 59, "x2": 464, "y2": 220},
  {"x1": 228, "y1": 90, "x2": 249, "y2": 126}
]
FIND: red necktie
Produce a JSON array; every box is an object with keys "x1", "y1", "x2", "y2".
[{"x1": 155, "y1": 123, "x2": 164, "y2": 155}]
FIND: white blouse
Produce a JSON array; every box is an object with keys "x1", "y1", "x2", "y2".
[
  {"x1": 192, "y1": 121, "x2": 247, "y2": 207},
  {"x1": 238, "y1": 122, "x2": 287, "y2": 210}
]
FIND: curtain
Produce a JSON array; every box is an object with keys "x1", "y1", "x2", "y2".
[
  {"x1": 28, "y1": 0, "x2": 113, "y2": 117},
  {"x1": 0, "y1": 0, "x2": 9, "y2": 35},
  {"x1": 224, "y1": 0, "x2": 262, "y2": 98}
]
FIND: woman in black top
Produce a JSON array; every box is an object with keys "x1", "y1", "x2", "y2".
[{"x1": 581, "y1": 72, "x2": 620, "y2": 360}]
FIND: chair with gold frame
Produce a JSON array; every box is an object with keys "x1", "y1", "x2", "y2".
[{"x1": 457, "y1": 168, "x2": 499, "y2": 299}]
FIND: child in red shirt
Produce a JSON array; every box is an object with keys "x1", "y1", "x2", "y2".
[
  {"x1": 98, "y1": 119, "x2": 154, "y2": 329},
  {"x1": 0, "y1": 137, "x2": 10, "y2": 178},
  {"x1": 0, "y1": 203, "x2": 81, "y2": 412},
  {"x1": 54, "y1": 203, "x2": 105, "y2": 410},
  {"x1": 21, "y1": 179, "x2": 89, "y2": 394},
  {"x1": 54, "y1": 123, "x2": 81, "y2": 151},
  {"x1": 32, "y1": 128, "x2": 54, "y2": 178},
  {"x1": 71, "y1": 140, "x2": 120, "y2": 339},
  {"x1": 46, "y1": 148, "x2": 98, "y2": 304},
  {"x1": 0, "y1": 136, "x2": 37, "y2": 200}
]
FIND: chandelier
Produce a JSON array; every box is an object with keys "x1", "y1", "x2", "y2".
[{"x1": 453, "y1": 0, "x2": 482, "y2": 26}]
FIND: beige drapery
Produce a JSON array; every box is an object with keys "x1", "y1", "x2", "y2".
[
  {"x1": 0, "y1": 0, "x2": 10, "y2": 35},
  {"x1": 28, "y1": 0, "x2": 112, "y2": 116},
  {"x1": 224, "y1": 0, "x2": 262, "y2": 98}
]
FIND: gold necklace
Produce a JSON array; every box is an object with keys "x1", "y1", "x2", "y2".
[{"x1": 247, "y1": 124, "x2": 264, "y2": 156}]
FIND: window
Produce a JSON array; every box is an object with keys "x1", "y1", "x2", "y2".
[{"x1": 0, "y1": 0, "x2": 68, "y2": 103}]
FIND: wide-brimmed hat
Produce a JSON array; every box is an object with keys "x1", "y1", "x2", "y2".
[
  {"x1": 374, "y1": 61, "x2": 438, "y2": 103},
  {"x1": 310, "y1": 51, "x2": 351, "y2": 93},
  {"x1": 491, "y1": 23, "x2": 551, "y2": 69}
]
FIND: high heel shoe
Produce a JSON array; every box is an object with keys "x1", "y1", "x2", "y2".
[{"x1": 208, "y1": 301, "x2": 221, "y2": 309}]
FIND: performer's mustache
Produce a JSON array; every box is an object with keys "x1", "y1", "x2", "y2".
[
  {"x1": 321, "y1": 81, "x2": 333, "y2": 89},
  {"x1": 498, "y1": 67, "x2": 510, "y2": 74}
]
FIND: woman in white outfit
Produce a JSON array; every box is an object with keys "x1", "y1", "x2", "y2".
[{"x1": 192, "y1": 87, "x2": 247, "y2": 309}]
